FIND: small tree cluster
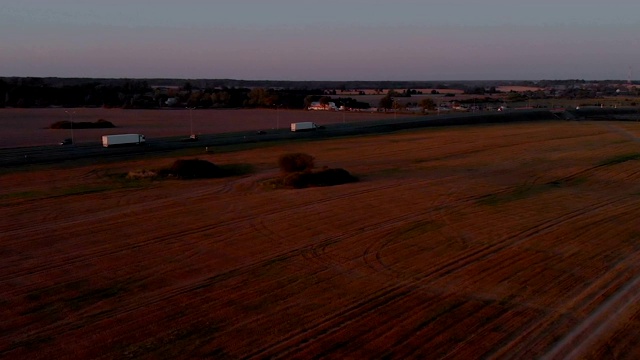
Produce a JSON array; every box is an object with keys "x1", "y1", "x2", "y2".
[
  {"x1": 161, "y1": 159, "x2": 223, "y2": 179},
  {"x1": 273, "y1": 153, "x2": 358, "y2": 189},
  {"x1": 278, "y1": 153, "x2": 315, "y2": 173}
]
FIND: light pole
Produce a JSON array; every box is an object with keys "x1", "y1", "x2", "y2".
[
  {"x1": 276, "y1": 104, "x2": 281, "y2": 129},
  {"x1": 393, "y1": 99, "x2": 397, "y2": 120},
  {"x1": 186, "y1": 107, "x2": 195, "y2": 136},
  {"x1": 64, "y1": 110, "x2": 75, "y2": 144}
]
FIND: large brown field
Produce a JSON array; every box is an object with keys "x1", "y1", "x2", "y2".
[{"x1": 2, "y1": 120, "x2": 640, "y2": 359}]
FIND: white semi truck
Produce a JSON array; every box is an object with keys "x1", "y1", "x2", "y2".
[
  {"x1": 101, "y1": 134, "x2": 146, "y2": 147},
  {"x1": 290, "y1": 122, "x2": 321, "y2": 132}
]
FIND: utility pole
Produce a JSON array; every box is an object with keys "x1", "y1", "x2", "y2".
[
  {"x1": 186, "y1": 107, "x2": 196, "y2": 136},
  {"x1": 64, "y1": 110, "x2": 75, "y2": 144}
]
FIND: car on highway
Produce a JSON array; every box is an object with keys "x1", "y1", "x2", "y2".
[
  {"x1": 181, "y1": 134, "x2": 199, "y2": 142},
  {"x1": 59, "y1": 138, "x2": 73, "y2": 145}
]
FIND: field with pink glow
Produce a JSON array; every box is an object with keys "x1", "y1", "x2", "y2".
[{"x1": 1, "y1": 121, "x2": 640, "y2": 358}]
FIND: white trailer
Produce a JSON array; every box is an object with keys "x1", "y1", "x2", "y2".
[
  {"x1": 290, "y1": 122, "x2": 320, "y2": 132},
  {"x1": 102, "y1": 134, "x2": 146, "y2": 147}
]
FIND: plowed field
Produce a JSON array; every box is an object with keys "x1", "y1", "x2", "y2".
[{"x1": 2, "y1": 121, "x2": 640, "y2": 359}]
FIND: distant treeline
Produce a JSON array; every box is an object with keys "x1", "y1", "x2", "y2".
[
  {"x1": 0, "y1": 78, "x2": 323, "y2": 109},
  {"x1": 0, "y1": 77, "x2": 376, "y2": 109},
  {"x1": 0, "y1": 77, "x2": 636, "y2": 109}
]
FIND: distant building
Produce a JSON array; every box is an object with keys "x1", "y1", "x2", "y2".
[{"x1": 308, "y1": 101, "x2": 338, "y2": 111}]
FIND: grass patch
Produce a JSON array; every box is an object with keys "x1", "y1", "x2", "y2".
[
  {"x1": 217, "y1": 163, "x2": 255, "y2": 176},
  {"x1": 22, "y1": 279, "x2": 134, "y2": 316},
  {"x1": 0, "y1": 173, "x2": 153, "y2": 203},
  {"x1": 0, "y1": 190, "x2": 44, "y2": 201},
  {"x1": 55, "y1": 184, "x2": 117, "y2": 196},
  {"x1": 0, "y1": 184, "x2": 125, "y2": 203},
  {"x1": 395, "y1": 220, "x2": 443, "y2": 239},
  {"x1": 546, "y1": 176, "x2": 588, "y2": 187},
  {"x1": 6, "y1": 335, "x2": 54, "y2": 353},
  {"x1": 597, "y1": 153, "x2": 640, "y2": 166},
  {"x1": 478, "y1": 180, "x2": 580, "y2": 206},
  {"x1": 263, "y1": 168, "x2": 358, "y2": 189},
  {"x1": 373, "y1": 167, "x2": 407, "y2": 176}
]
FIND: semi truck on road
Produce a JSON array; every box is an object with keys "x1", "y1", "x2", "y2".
[
  {"x1": 102, "y1": 134, "x2": 146, "y2": 147},
  {"x1": 290, "y1": 122, "x2": 322, "y2": 132}
]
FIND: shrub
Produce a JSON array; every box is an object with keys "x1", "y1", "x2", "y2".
[
  {"x1": 282, "y1": 172, "x2": 310, "y2": 188},
  {"x1": 165, "y1": 159, "x2": 222, "y2": 179},
  {"x1": 310, "y1": 168, "x2": 358, "y2": 186},
  {"x1": 278, "y1": 153, "x2": 315, "y2": 173},
  {"x1": 49, "y1": 119, "x2": 115, "y2": 129},
  {"x1": 95, "y1": 119, "x2": 115, "y2": 127}
]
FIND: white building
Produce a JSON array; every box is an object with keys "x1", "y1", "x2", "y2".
[{"x1": 308, "y1": 101, "x2": 338, "y2": 111}]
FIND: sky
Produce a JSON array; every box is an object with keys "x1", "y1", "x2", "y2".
[{"x1": 1, "y1": 0, "x2": 639, "y2": 81}]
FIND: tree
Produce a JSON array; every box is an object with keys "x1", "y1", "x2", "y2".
[
  {"x1": 303, "y1": 95, "x2": 316, "y2": 109},
  {"x1": 245, "y1": 88, "x2": 274, "y2": 107},
  {"x1": 379, "y1": 95, "x2": 393, "y2": 109},
  {"x1": 419, "y1": 98, "x2": 436, "y2": 111},
  {"x1": 319, "y1": 96, "x2": 331, "y2": 105}
]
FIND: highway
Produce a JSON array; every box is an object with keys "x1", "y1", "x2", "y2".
[{"x1": 1, "y1": 108, "x2": 635, "y2": 168}]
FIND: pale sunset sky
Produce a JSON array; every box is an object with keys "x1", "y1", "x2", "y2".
[{"x1": 1, "y1": 0, "x2": 639, "y2": 81}]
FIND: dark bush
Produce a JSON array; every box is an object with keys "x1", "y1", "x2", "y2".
[
  {"x1": 282, "y1": 172, "x2": 311, "y2": 188},
  {"x1": 50, "y1": 119, "x2": 115, "y2": 129},
  {"x1": 282, "y1": 168, "x2": 358, "y2": 188},
  {"x1": 50, "y1": 121, "x2": 72, "y2": 129},
  {"x1": 278, "y1": 153, "x2": 315, "y2": 173},
  {"x1": 165, "y1": 159, "x2": 223, "y2": 179},
  {"x1": 310, "y1": 168, "x2": 358, "y2": 186}
]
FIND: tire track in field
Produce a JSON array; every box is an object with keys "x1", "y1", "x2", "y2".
[
  {"x1": 542, "y1": 266, "x2": 640, "y2": 360},
  {"x1": 309, "y1": 174, "x2": 509, "y2": 277},
  {"x1": 360, "y1": 171, "x2": 543, "y2": 278},
  {"x1": 1, "y1": 179, "x2": 442, "y2": 351},
  {"x1": 4, "y1": 179, "x2": 409, "y2": 285},
  {"x1": 244, "y1": 194, "x2": 634, "y2": 358},
  {"x1": 364, "y1": 174, "x2": 621, "y2": 286},
  {"x1": 4, "y1": 178, "x2": 413, "y2": 282},
  {"x1": 111, "y1": 176, "x2": 636, "y2": 358},
  {"x1": 239, "y1": 175, "x2": 564, "y2": 356},
  {"x1": 0, "y1": 184, "x2": 219, "y2": 238},
  {"x1": 491, "y1": 204, "x2": 640, "y2": 359},
  {"x1": 494, "y1": 262, "x2": 636, "y2": 360},
  {"x1": 598, "y1": 122, "x2": 640, "y2": 143},
  {"x1": 60, "y1": 181, "x2": 453, "y2": 355},
  {"x1": 7, "y1": 144, "x2": 633, "y2": 357}
]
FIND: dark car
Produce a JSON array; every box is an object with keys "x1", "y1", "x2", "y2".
[
  {"x1": 59, "y1": 138, "x2": 73, "y2": 145},
  {"x1": 181, "y1": 134, "x2": 199, "y2": 142}
]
